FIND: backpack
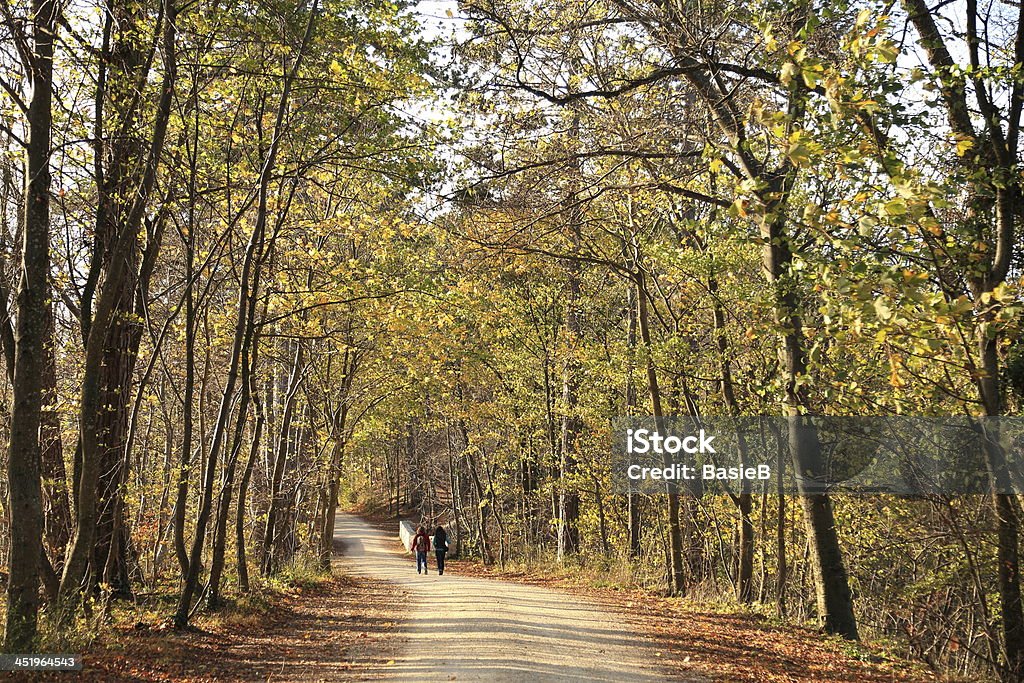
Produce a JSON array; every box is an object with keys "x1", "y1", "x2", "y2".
[{"x1": 415, "y1": 534, "x2": 429, "y2": 551}]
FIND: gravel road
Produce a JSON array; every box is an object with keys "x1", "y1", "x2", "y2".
[{"x1": 334, "y1": 512, "x2": 674, "y2": 682}]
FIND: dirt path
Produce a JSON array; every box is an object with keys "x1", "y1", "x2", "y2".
[{"x1": 334, "y1": 513, "x2": 681, "y2": 682}]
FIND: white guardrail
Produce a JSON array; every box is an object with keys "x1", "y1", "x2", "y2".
[{"x1": 399, "y1": 520, "x2": 416, "y2": 552}]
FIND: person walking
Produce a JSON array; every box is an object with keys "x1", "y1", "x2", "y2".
[
  {"x1": 411, "y1": 525, "x2": 431, "y2": 574},
  {"x1": 433, "y1": 526, "x2": 449, "y2": 575}
]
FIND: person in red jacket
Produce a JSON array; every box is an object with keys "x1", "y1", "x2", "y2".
[{"x1": 411, "y1": 525, "x2": 431, "y2": 574}]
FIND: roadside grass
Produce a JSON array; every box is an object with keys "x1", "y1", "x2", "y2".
[{"x1": 270, "y1": 553, "x2": 333, "y2": 590}]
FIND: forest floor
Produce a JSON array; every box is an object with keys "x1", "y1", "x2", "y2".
[{"x1": 11, "y1": 512, "x2": 952, "y2": 682}]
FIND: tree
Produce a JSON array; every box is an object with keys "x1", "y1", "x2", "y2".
[
  {"x1": 2, "y1": 0, "x2": 59, "y2": 651},
  {"x1": 60, "y1": 0, "x2": 178, "y2": 607}
]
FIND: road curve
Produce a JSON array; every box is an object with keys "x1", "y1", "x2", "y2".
[{"x1": 333, "y1": 512, "x2": 674, "y2": 682}]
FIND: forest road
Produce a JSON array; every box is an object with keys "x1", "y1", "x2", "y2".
[{"x1": 333, "y1": 512, "x2": 684, "y2": 682}]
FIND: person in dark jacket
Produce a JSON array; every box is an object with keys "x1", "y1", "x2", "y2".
[
  {"x1": 433, "y1": 526, "x2": 449, "y2": 575},
  {"x1": 411, "y1": 525, "x2": 431, "y2": 574}
]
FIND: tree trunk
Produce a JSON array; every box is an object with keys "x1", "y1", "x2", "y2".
[
  {"x1": 235, "y1": 406, "x2": 264, "y2": 594},
  {"x1": 61, "y1": 0, "x2": 177, "y2": 610},
  {"x1": 262, "y1": 342, "x2": 305, "y2": 576},
  {"x1": 173, "y1": 179, "x2": 197, "y2": 578},
  {"x1": 625, "y1": 282, "x2": 641, "y2": 559},
  {"x1": 709, "y1": 270, "x2": 754, "y2": 603},
  {"x1": 979, "y1": 331, "x2": 1024, "y2": 679},
  {"x1": 318, "y1": 349, "x2": 355, "y2": 569},
  {"x1": 558, "y1": 261, "x2": 582, "y2": 560},
  {"x1": 89, "y1": 0, "x2": 175, "y2": 599},
  {"x1": 895, "y1": 1, "x2": 1022, "y2": 668},
  {"x1": 318, "y1": 433, "x2": 346, "y2": 569},
  {"x1": 761, "y1": 184, "x2": 858, "y2": 639},
  {"x1": 447, "y1": 425, "x2": 463, "y2": 559},
  {"x1": 40, "y1": 301, "x2": 70, "y2": 571},
  {"x1": 460, "y1": 419, "x2": 493, "y2": 564},
  {"x1": 206, "y1": 396, "x2": 250, "y2": 609},
  {"x1": 776, "y1": 427, "x2": 788, "y2": 617},
  {"x1": 4, "y1": 0, "x2": 57, "y2": 649},
  {"x1": 635, "y1": 268, "x2": 685, "y2": 596},
  {"x1": 208, "y1": 231, "x2": 270, "y2": 608}
]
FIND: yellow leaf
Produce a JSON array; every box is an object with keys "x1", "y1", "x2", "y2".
[{"x1": 955, "y1": 136, "x2": 974, "y2": 157}]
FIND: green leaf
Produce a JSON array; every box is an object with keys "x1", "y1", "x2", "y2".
[{"x1": 883, "y1": 198, "x2": 907, "y2": 216}]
